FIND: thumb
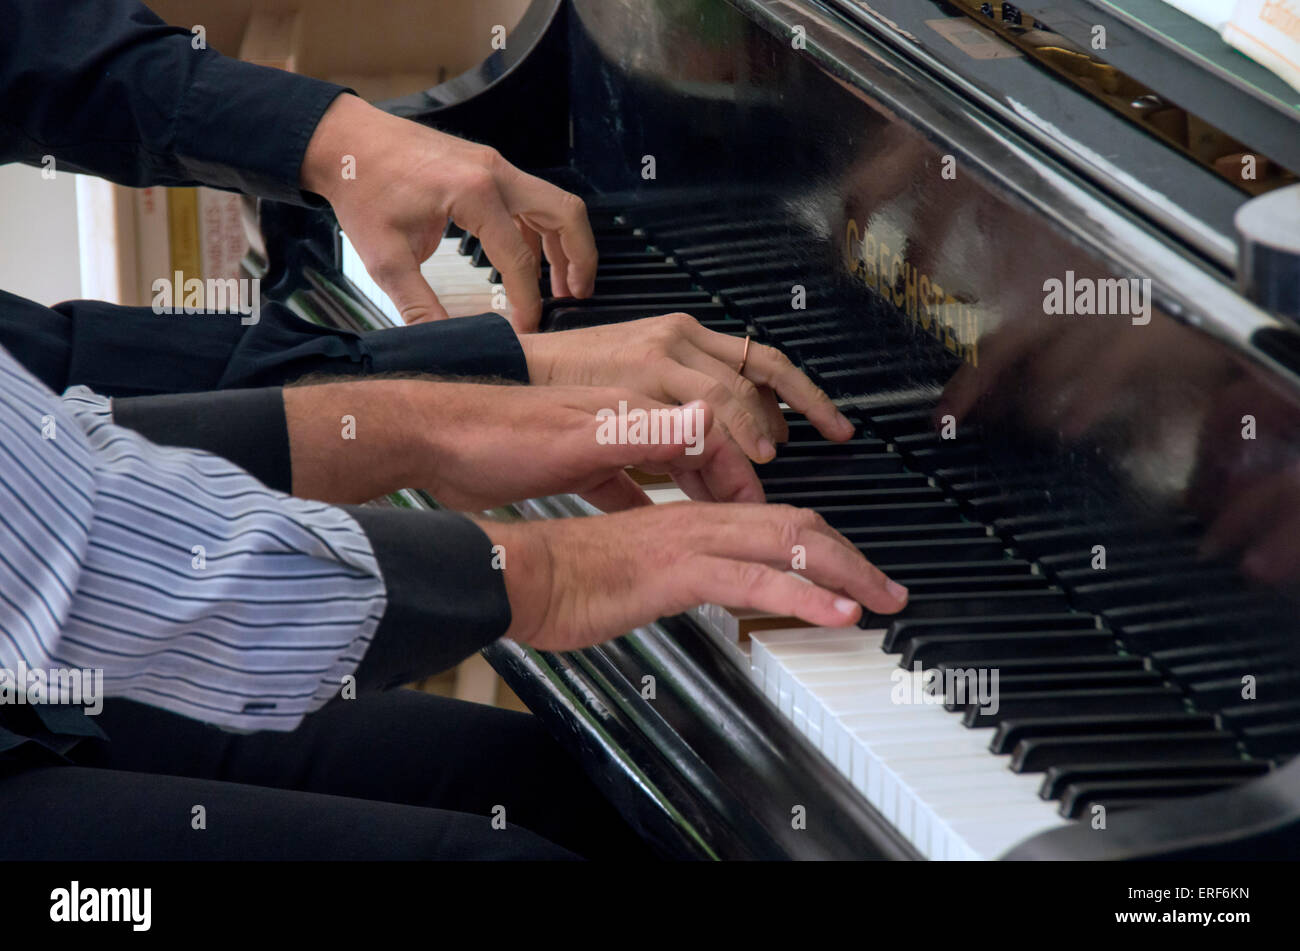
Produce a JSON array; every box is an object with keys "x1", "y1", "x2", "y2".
[
  {"x1": 362, "y1": 238, "x2": 451, "y2": 325},
  {"x1": 580, "y1": 471, "x2": 652, "y2": 513}
]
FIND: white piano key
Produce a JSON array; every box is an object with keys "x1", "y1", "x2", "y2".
[{"x1": 747, "y1": 624, "x2": 1076, "y2": 859}]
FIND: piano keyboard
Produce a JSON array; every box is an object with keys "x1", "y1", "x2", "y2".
[{"x1": 340, "y1": 198, "x2": 1296, "y2": 860}]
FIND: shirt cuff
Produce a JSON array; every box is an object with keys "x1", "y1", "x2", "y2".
[
  {"x1": 176, "y1": 55, "x2": 350, "y2": 206},
  {"x1": 110, "y1": 387, "x2": 291, "y2": 492},
  {"x1": 344, "y1": 506, "x2": 512, "y2": 690},
  {"x1": 365, "y1": 314, "x2": 530, "y2": 382}
]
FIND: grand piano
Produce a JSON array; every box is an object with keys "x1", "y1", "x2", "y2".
[{"x1": 259, "y1": 0, "x2": 1300, "y2": 859}]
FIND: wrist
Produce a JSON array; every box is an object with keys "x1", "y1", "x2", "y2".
[
  {"x1": 301, "y1": 93, "x2": 372, "y2": 203},
  {"x1": 478, "y1": 519, "x2": 555, "y2": 645},
  {"x1": 518, "y1": 332, "x2": 559, "y2": 385}
]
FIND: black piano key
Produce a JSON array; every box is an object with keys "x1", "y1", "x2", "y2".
[
  {"x1": 544, "y1": 305, "x2": 737, "y2": 331},
  {"x1": 933, "y1": 655, "x2": 1146, "y2": 679},
  {"x1": 590, "y1": 234, "x2": 659, "y2": 253},
  {"x1": 1037, "y1": 540, "x2": 1202, "y2": 572},
  {"x1": 869, "y1": 589, "x2": 1072, "y2": 627},
  {"x1": 1058, "y1": 777, "x2": 1247, "y2": 819},
  {"x1": 542, "y1": 260, "x2": 681, "y2": 279},
  {"x1": 756, "y1": 454, "x2": 906, "y2": 479},
  {"x1": 889, "y1": 574, "x2": 1053, "y2": 594},
  {"x1": 443, "y1": 221, "x2": 465, "y2": 239},
  {"x1": 1107, "y1": 607, "x2": 1281, "y2": 649},
  {"x1": 1039, "y1": 758, "x2": 1269, "y2": 801},
  {"x1": 843, "y1": 522, "x2": 989, "y2": 544},
  {"x1": 541, "y1": 291, "x2": 715, "y2": 317},
  {"x1": 1012, "y1": 731, "x2": 1239, "y2": 773},
  {"x1": 776, "y1": 438, "x2": 889, "y2": 457},
  {"x1": 901, "y1": 629, "x2": 1114, "y2": 667},
  {"x1": 1240, "y1": 723, "x2": 1300, "y2": 758},
  {"x1": 764, "y1": 487, "x2": 946, "y2": 509},
  {"x1": 457, "y1": 232, "x2": 479, "y2": 256},
  {"x1": 1152, "y1": 638, "x2": 1283, "y2": 674},
  {"x1": 1186, "y1": 671, "x2": 1300, "y2": 708},
  {"x1": 883, "y1": 612, "x2": 1098, "y2": 653},
  {"x1": 671, "y1": 236, "x2": 797, "y2": 258},
  {"x1": 882, "y1": 559, "x2": 1036, "y2": 581},
  {"x1": 1219, "y1": 699, "x2": 1300, "y2": 731},
  {"x1": 1053, "y1": 562, "x2": 1239, "y2": 593},
  {"x1": 1071, "y1": 574, "x2": 1255, "y2": 612},
  {"x1": 651, "y1": 217, "x2": 791, "y2": 241},
  {"x1": 962, "y1": 686, "x2": 1186, "y2": 729},
  {"x1": 864, "y1": 408, "x2": 938, "y2": 438},
  {"x1": 965, "y1": 489, "x2": 1095, "y2": 522},
  {"x1": 854, "y1": 536, "x2": 1009, "y2": 567},
  {"x1": 759, "y1": 475, "x2": 935, "y2": 498},
  {"x1": 576, "y1": 274, "x2": 697, "y2": 295},
  {"x1": 1009, "y1": 518, "x2": 1201, "y2": 558},
  {"x1": 991, "y1": 712, "x2": 1218, "y2": 754},
  {"x1": 470, "y1": 243, "x2": 493, "y2": 269},
  {"x1": 817, "y1": 502, "x2": 964, "y2": 530},
  {"x1": 969, "y1": 668, "x2": 1164, "y2": 697}
]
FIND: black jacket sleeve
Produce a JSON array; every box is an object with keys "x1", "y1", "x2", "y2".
[
  {"x1": 0, "y1": 0, "x2": 344, "y2": 204},
  {"x1": 0, "y1": 290, "x2": 529, "y2": 398}
]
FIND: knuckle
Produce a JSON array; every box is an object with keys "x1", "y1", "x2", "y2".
[
  {"x1": 368, "y1": 258, "x2": 404, "y2": 286},
  {"x1": 508, "y1": 243, "x2": 538, "y2": 273},
  {"x1": 796, "y1": 507, "x2": 823, "y2": 531},
  {"x1": 560, "y1": 191, "x2": 588, "y2": 221},
  {"x1": 734, "y1": 561, "x2": 770, "y2": 596},
  {"x1": 462, "y1": 166, "x2": 497, "y2": 197},
  {"x1": 734, "y1": 376, "x2": 760, "y2": 401}
]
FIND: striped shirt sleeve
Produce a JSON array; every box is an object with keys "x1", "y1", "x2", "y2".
[{"x1": 0, "y1": 344, "x2": 386, "y2": 732}]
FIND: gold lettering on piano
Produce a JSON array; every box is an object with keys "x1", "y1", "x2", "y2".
[{"x1": 843, "y1": 218, "x2": 979, "y2": 366}]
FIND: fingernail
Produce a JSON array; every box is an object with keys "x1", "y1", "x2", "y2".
[
  {"x1": 757, "y1": 437, "x2": 777, "y2": 462},
  {"x1": 834, "y1": 597, "x2": 859, "y2": 617},
  {"x1": 836, "y1": 411, "x2": 855, "y2": 435},
  {"x1": 886, "y1": 580, "x2": 909, "y2": 604}
]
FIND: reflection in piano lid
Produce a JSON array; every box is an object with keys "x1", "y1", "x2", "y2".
[{"x1": 261, "y1": 0, "x2": 1300, "y2": 859}]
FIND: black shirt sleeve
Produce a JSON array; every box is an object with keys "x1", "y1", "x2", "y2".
[
  {"x1": 112, "y1": 388, "x2": 292, "y2": 492},
  {"x1": 344, "y1": 506, "x2": 513, "y2": 690},
  {"x1": 0, "y1": 0, "x2": 345, "y2": 205}
]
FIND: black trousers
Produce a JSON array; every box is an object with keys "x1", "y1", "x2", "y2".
[{"x1": 0, "y1": 689, "x2": 651, "y2": 861}]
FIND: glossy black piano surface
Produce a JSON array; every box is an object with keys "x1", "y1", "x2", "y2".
[{"x1": 261, "y1": 0, "x2": 1300, "y2": 859}]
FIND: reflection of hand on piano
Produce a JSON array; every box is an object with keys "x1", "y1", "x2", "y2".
[
  {"x1": 1192, "y1": 375, "x2": 1300, "y2": 589},
  {"x1": 938, "y1": 304, "x2": 1227, "y2": 440},
  {"x1": 517, "y1": 312, "x2": 856, "y2": 463},
  {"x1": 301, "y1": 93, "x2": 598, "y2": 330},
  {"x1": 481, "y1": 503, "x2": 909, "y2": 653}
]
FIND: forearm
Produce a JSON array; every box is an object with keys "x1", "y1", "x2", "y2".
[{"x1": 284, "y1": 378, "x2": 435, "y2": 503}]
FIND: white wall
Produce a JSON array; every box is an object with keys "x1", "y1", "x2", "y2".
[{"x1": 0, "y1": 163, "x2": 82, "y2": 306}]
